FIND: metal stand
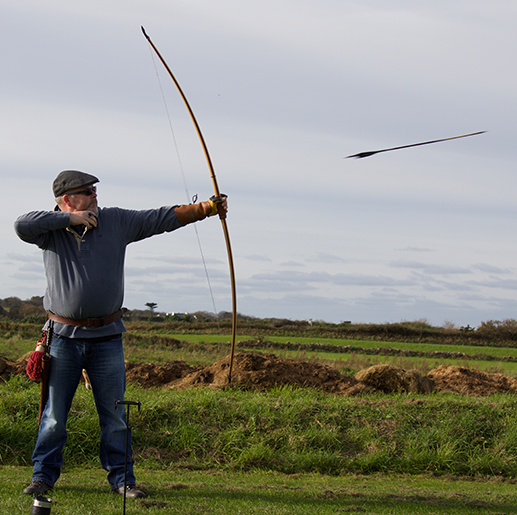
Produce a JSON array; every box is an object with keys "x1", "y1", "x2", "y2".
[{"x1": 115, "y1": 400, "x2": 141, "y2": 515}]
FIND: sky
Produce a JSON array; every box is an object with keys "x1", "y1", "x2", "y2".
[{"x1": 2, "y1": 0, "x2": 516, "y2": 327}]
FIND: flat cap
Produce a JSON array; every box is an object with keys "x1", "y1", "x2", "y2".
[{"x1": 53, "y1": 170, "x2": 99, "y2": 197}]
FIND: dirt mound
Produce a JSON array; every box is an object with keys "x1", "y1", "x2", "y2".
[
  {"x1": 0, "y1": 356, "x2": 26, "y2": 380},
  {"x1": 168, "y1": 352, "x2": 360, "y2": 393},
  {"x1": 355, "y1": 364, "x2": 434, "y2": 394},
  {"x1": 3, "y1": 352, "x2": 517, "y2": 397},
  {"x1": 125, "y1": 360, "x2": 202, "y2": 388},
  {"x1": 428, "y1": 365, "x2": 517, "y2": 396}
]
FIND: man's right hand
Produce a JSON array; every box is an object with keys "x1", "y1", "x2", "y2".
[{"x1": 69, "y1": 211, "x2": 98, "y2": 229}]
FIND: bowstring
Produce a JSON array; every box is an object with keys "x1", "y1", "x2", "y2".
[{"x1": 147, "y1": 46, "x2": 220, "y2": 324}]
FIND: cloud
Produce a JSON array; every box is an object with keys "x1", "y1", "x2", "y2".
[
  {"x1": 395, "y1": 246, "x2": 435, "y2": 252},
  {"x1": 279, "y1": 261, "x2": 305, "y2": 267},
  {"x1": 245, "y1": 254, "x2": 273, "y2": 262},
  {"x1": 307, "y1": 252, "x2": 348, "y2": 264},
  {"x1": 248, "y1": 270, "x2": 413, "y2": 288},
  {"x1": 6, "y1": 253, "x2": 43, "y2": 264},
  {"x1": 468, "y1": 278, "x2": 517, "y2": 291},
  {"x1": 2, "y1": 1, "x2": 517, "y2": 329},
  {"x1": 472, "y1": 263, "x2": 512, "y2": 274},
  {"x1": 389, "y1": 260, "x2": 472, "y2": 275}
]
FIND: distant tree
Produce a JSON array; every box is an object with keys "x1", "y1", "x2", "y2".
[
  {"x1": 1, "y1": 296, "x2": 22, "y2": 309},
  {"x1": 1, "y1": 297, "x2": 22, "y2": 319},
  {"x1": 19, "y1": 302, "x2": 45, "y2": 319},
  {"x1": 28, "y1": 296, "x2": 44, "y2": 306},
  {"x1": 145, "y1": 302, "x2": 158, "y2": 316}
]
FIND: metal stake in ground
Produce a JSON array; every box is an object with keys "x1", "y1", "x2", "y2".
[{"x1": 115, "y1": 400, "x2": 141, "y2": 515}]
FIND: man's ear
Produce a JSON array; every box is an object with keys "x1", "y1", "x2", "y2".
[{"x1": 61, "y1": 194, "x2": 73, "y2": 210}]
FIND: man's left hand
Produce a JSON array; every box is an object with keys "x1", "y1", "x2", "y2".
[{"x1": 208, "y1": 195, "x2": 228, "y2": 219}]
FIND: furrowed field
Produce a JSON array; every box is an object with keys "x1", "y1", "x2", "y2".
[{"x1": 2, "y1": 317, "x2": 517, "y2": 513}]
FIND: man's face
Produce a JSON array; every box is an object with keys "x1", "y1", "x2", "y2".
[{"x1": 64, "y1": 185, "x2": 98, "y2": 214}]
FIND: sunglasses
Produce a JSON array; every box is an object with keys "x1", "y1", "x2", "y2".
[{"x1": 68, "y1": 186, "x2": 97, "y2": 196}]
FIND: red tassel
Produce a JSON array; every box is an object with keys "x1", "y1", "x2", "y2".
[{"x1": 27, "y1": 350, "x2": 45, "y2": 380}]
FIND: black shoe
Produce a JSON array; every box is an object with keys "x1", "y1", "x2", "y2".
[
  {"x1": 112, "y1": 485, "x2": 146, "y2": 498},
  {"x1": 23, "y1": 480, "x2": 52, "y2": 495}
]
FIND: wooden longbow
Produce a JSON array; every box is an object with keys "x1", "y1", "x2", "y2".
[{"x1": 142, "y1": 26, "x2": 238, "y2": 382}]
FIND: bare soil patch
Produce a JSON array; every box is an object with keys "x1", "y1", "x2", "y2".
[
  {"x1": 0, "y1": 355, "x2": 26, "y2": 379},
  {"x1": 427, "y1": 365, "x2": 517, "y2": 396},
  {"x1": 2, "y1": 352, "x2": 517, "y2": 396}
]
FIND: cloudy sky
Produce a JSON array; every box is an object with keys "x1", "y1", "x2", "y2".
[{"x1": 2, "y1": 0, "x2": 516, "y2": 327}]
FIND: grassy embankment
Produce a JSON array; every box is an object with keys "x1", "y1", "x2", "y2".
[{"x1": 3, "y1": 376, "x2": 517, "y2": 513}]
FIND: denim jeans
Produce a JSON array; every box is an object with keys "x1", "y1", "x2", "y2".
[{"x1": 32, "y1": 334, "x2": 136, "y2": 489}]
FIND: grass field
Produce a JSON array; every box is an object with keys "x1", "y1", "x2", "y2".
[
  {"x1": 3, "y1": 379, "x2": 517, "y2": 513},
  {"x1": 3, "y1": 467, "x2": 517, "y2": 514},
  {"x1": 3, "y1": 319, "x2": 517, "y2": 373},
  {"x1": 3, "y1": 319, "x2": 517, "y2": 513},
  {"x1": 119, "y1": 328, "x2": 517, "y2": 378}
]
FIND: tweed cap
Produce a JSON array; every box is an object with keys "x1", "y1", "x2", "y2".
[{"x1": 53, "y1": 170, "x2": 99, "y2": 197}]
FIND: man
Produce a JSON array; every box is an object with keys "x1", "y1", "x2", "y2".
[{"x1": 14, "y1": 170, "x2": 227, "y2": 498}]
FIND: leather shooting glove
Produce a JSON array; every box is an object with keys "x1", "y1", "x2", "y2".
[{"x1": 174, "y1": 195, "x2": 228, "y2": 225}]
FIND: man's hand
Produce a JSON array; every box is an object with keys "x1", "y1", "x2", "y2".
[
  {"x1": 69, "y1": 211, "x2": 98, "y2": 229},
  {"x1": 207, "y1": 194, "x2": 228, "y2": 219}
]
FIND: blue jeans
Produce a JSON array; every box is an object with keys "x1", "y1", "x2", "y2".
[{"x1": 32, "y1": 334, "x2": 136, "y2": 489}]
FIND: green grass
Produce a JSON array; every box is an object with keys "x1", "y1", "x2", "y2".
[
  {"x1": 4, "y1": 321, "x2": 517, "y2": 376},
  {"x1": 263, "y1": 335, "x2": 517, "y2": 357},
  {"x1": 233, "y1": 347, "x2": 517, "y2": 376},
  {"x1": 124, "y1": 330, "x2": 517, "y2": 376},
  {"x1": 145, "y1": 331, "x2": 517, "y2": 358},
  {"x1": 4, "y1": 319, "x2": 517, "y2": 513},
  {"x1": 3, "y1": 376, "x2": 517, "y2": 477},
  {"x1": 4, "y1": 331, "x2": 517, "y2": 377},
  {"x1": 120, "y1": 334, "x2": 517, "y2": 377},
  {"x1": 3, "y1": 466, "x2": 517, "y2": 514}
]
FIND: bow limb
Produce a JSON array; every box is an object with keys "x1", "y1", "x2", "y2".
[{"x1": 142, "y1": 26, "x2": 238, "y2": 383}]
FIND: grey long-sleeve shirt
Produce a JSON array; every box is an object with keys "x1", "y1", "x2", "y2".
[{"x1": 14, "y1": 206, "x2": 182, "y2": 338}]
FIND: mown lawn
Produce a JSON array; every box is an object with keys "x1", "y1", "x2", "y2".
[{"x1": 3, "y1": 466, "x2": 517, "y2": 514}]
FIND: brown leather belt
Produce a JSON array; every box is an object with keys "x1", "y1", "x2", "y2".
[{"x1": 48, "y1": 309, "x2": 124, "y2": 328}]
